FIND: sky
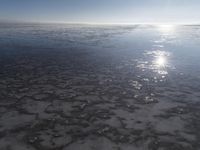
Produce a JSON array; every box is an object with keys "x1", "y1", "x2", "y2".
[{"x1": 0, "y1": 0, "x2": 200, "y2": 24}]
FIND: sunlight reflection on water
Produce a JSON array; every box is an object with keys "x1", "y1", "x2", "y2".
[
  {"x1": 137, "y1": 50, "x2": 170, "y2": 78},
  {"x1": 155, "y1": 56, "x2": 166, "y2": 67},
  {"x1": 157, "y1": 25, "x2": 175, "y2": 34},
  {"x1": 150, "y1": 50, "x2": 170, "y2": 75}
]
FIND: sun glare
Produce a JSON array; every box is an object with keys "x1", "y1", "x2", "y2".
[
  {"x1": 155, "y1": 56, "x2": 166, "y2": 67},
  {"x1": 157, "y1": 24, "x2": 175, "y2": 33}
]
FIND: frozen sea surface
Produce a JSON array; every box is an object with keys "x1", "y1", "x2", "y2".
[{"x1": 0, "y1": 23, "x2": 200, "y2": 150}]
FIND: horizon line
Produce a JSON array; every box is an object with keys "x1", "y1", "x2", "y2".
[{"x1": 0, "y1": 20, "x2": 200, "y2": 26}]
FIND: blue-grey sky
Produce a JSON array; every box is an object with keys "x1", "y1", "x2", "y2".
[{"x1": 0, "y1": 0, "x2": 200, "y2": 24}]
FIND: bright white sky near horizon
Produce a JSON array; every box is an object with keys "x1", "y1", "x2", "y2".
[{"x1": 0, "y1": 0, "x2": 200, "y2": 24}]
